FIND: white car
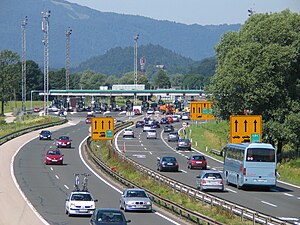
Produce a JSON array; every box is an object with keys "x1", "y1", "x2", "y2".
[
  {"x1": 123, "y1": 128, "x2": 134, "y2": 138},
  {"x1": 146, "y1": 129, "x2": 157, "y2": 139},
  {"x1": 143, "y1": 124, "x2": 152, "y2": 132},
  {"x1": 147, "y1": 108, "x2": 155, "y2": 114},
  {"x1": 65, "y1": 191, "x2": 97, "y2": 216},
  {"x1": 172, "y1": 115, "x2": 179, "y2": 122}
]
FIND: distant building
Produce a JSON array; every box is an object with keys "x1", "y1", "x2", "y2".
[{"x1": 112, "y1": 84, "x2": 145, "y2": 90}]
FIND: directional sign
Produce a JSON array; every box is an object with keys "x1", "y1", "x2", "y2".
[
  {"x1": 190, "y1": 101, "x2": 215, "y2": 120},
  {"x1": 230, "y1": 115, "x2": 262, "y2": 143},
  {"x1": 91, "y1": 117, "x2": 114, "y2": 140}
]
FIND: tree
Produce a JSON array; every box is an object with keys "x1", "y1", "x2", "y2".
[
  {"x1": 26, "y1": 60, "x2": 43, "y2": 100},
  {"x1": 170, "y1": 73, "x2": 184, "y2": 88},
  {"x1": 209, "y1": 10, "x2": 300, "y2": 157},
  {"x1": 0, "y1": 50, "x2": 20, "y2": 115},
  {"x1": 79, "y1": 71, "x2": 105, "y2": 89},
  {"x1": 49, "y1": 68, "x2": 66, "y2": 90},
  {"x1": 154, "y1": 69, "x2": 171, "y2": 88}
]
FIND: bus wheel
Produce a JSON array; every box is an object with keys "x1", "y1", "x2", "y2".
[
  {"x1": 225, "y1": 173, "x2": 229, "y2": 185},
  {"x1": 237, "y1": 176, "x2": 241, "y2": 189}
]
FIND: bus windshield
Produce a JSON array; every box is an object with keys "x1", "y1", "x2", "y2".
[{"x1": 246, "y1": 148, "x2": 275, "y2": 162}]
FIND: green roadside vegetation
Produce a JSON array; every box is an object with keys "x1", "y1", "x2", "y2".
[
  {"x1": 0, "y1": 101, "x2": 44, "y2": 114},
  {"x1": 91, "y1": 140, "x2": 252, "y2": 225}
]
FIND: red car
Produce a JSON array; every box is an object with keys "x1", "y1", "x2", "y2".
[
  {"x1": 187, "y1": 155, "x2": 207, "y2": 170},
  {"x1": 56, "y1": 136, "x2": 72, "y2": 148},
  {"x1": 166, "y1": 116, "x2": 173, "y2": 123},
  {"x1": 33, "y1": 107, "x2": 41, "y2": 112},
  {"x1": 85, "y1": 117, "x2": 92, "y2": 124},
  {"x1": 44, "y1": 149, "x2": 64, "y2": 165}
]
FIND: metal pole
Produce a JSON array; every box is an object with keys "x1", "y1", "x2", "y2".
[
  {"x1": 21, "y1": 16, "x2": 28, "y2": 114},
  {"x1": 65, "y1": 27, "x2": 72, "y2": 91},
  {"x1": 42, "y1": 10, "x2": 50, "y2": 115},
  {"x1": 134, "y1": 34, "x2": 139, "y2": 105}
]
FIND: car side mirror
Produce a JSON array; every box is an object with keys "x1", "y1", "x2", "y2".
[
  {"x1": 127, "y1": 220, "x2": 132, "y2": 223},
  {"x1": 62, "y1": 154, "x2": 64, "y2": 156},
  {"x1": 157, "y1": 158, "x2": 160, "y2": 161},
  {"x1": 196, "y1": 175, "x2": 200, "y2": 178},
  {"x1": 94, "y1": 199, "x2": 98, "y2": 202}
]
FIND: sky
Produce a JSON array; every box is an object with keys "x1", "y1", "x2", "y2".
[{"x1": 65, "y1": 0, "x2": 300, "y2": 25}]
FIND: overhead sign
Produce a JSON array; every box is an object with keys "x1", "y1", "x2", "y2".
[
  {"x1": 190, "y1": 101, "x2": 215, "y2": 120},
  {"x1": 230, "y1": 115, "x2": 262, "y2": 143},
  {"x1": 91, "y1": 117, "x2": 114, "y2": 140}
]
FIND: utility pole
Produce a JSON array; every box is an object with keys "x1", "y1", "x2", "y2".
[
  {"x1": 133, "y1": 33, "x2": 139, "y2": 105},
  {"x1": 21, "y1": 16, "x2": 28, "y2": 114},
  {"x1": 65, "y1": 27, "x2": 72, "y2": 91},
  {"x1": 42, "y1": 10, "x2": 50, "y2": 115}
]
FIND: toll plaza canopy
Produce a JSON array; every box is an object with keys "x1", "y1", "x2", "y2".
[{"x1": 47, "y1": 89, "x2": 205, "y2": 97}]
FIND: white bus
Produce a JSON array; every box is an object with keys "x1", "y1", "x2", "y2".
[{"x1": 223, "y1": 143, "x2": 277, "y2": 189}]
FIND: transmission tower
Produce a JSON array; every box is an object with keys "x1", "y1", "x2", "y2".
[
  {"x1": 65, "y1": 27, "x2": 72, "y2": 90},
  {"x1": 21, "y1": 16, "x2": 28, "y2": 113},
  {"x1": 42, "y1": 10, "x2": 50, "y2": 115},
  {"x1": 133, "y1": 34, "x2": 139, "y2": 105}
]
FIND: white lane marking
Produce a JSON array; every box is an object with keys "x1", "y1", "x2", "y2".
[
  {"x1": 283, "y1": 193, "x2": 294, "y2": 197},
  {"x1": 64, "y1": 185, "x2": 69, "y2": 190},
  {"x1": 181, "y1": 170, "x2": 187, "y2": 173},
  {"x1": 149, "y1": 152, "x2": 152, "y2": 155},
  {"x1": 144, "y1": 148, "x2": 147, "y2": 150},
  {"x1": 298, "y1": 197, "x2": 300, "y2": 200},
  {"x1": 141, "y1": 143, "x2": 144, "y2": 146},
  {"x1": 55, "y1": 175, "x2": 59, "y2": 179},
  {"x1": 11, "y1": 136, "x2": 51, "y2": 225},
  {"x1": 261, "y1": 201, "x2": 277, "y2": 207},
  {"x1": 90, "y1": 131, "x2": 183, "y2": 224},
  {"x1": 226, "y1": 188, "x2": 237, "y2": 193},
  {"x1": 50, "y1": 167, "x2": 53, "y2": 171}
]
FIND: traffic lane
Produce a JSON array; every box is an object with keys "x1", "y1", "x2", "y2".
[
  {"x1": 117, "y1": 123, "x2": 300, "y2": 222},
  {"x1": 14, "y1": 122, "x2": 91, "y2": 225},
  {"x1": 15, "y1": 122, "x2": 183, "y2": 225}
]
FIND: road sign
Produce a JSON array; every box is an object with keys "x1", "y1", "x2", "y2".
[
  {"x1": 230, "y1": 115, "x2": 262, "y2": 143},
  {"x1": 91, "y1": 117, "x2": 114, "y2": 140},
  {"x1": 182, "y1": 122, "x2": 187, "y2": 128},
  {"x1": 190, "y1": 101, "x2": 215, "y2": 120}
]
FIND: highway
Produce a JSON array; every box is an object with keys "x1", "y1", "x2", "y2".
[
  {"x1": 13, "y1": 112, "x2": 189, "y2": 225},
  {"x1": 115, "y1": 113, "x2": 300, "y2": 224}
]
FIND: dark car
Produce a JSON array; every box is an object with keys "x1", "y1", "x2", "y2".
[
  {"x1": 157, "y1": 156, "x2": 179, "y2": 172},
  {"x1": 56, "y1": 136, "x2": 72, "y2": 148},
  {"x1": 151, "y1": 120, "x2": 160, "y2": 128},
  {"x1": 39, "y1": 130, "x2": 51, "y2": 140},
  {"x1": 187, "y1": 155, "x2": 207, "y2": 169},
  {"x1": 163, "y1": 125, "x2": 174, "y2": 133},
  {"x1": 135, "y1": 120, "x2": 144, "y2": 128},
  {"x1": 176, "y1": 138, "x2": 192, "y2": 150},
  {"x1": 90, "y1": 208, "x2": 131, "y2": 225},
  {"x1": 167, "y1": 132, "x2": 179, "y2": 142},
  {"x1": 160, "y1": 117, "x2": 169, "y2": 124}
]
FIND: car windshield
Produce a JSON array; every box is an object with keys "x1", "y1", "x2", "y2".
[
  {"x1": 59, "y1": 136, "x2": 69, "y2": 140},
  {"x1": 203, "y1": 173, "x2": 222, "y2": 179},
  {"x1": 126, "y1": 190, "x2": 147, "y2": 198},
  {"x1": 192, "y1": 155, "x2": 205, "y2": 160},
  {"x1": 48, "y1": 150, "x2": 61, "y2": 155},
  {"x1": 97, "y1": 212, "x2": 124, "y2": 222},
  {"x1": 71, "y1": 193, "x2": 92, "y2": 201},
  {"x1": 163, "y1": 157, "x2": 176, "y2": 162},
  {"x1": 41, "y1": 131, "x2": 50, "y2": 135}
]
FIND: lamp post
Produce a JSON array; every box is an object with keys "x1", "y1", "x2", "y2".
[
  {"x1": 133, "y1": 33, "x2": 139, "y2": 105},
  {"x1": 42, "y1": 9, "x2": 50, "y2": 115},
  {"x1": 21, "y1": 16, "x2": 28, "y2": 114},
  {"x1": 65, "y1": 27, "x2": 72, "y2": 91}
]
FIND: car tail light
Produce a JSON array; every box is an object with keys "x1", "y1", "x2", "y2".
[
  {"x1": 202, "y1": 180, "x2": 206, "y2": 184},
  {"x1": 243, "y1": 167, "x2": 246, "y2": 175},
  {"x1": 175, "y1": 162, "x2": 178, "y2": 166},
  {"x1": 220, "y1": 180, "x2": 224, "y2": 184}
]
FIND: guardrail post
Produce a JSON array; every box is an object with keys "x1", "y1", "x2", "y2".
[{"x1": 253, "y1": 212, "x2": 256, "y2": 225}]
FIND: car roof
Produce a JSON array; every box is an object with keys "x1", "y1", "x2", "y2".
[
  {"x1": 200, "y1": 170, "x2": 222, "y2": 175},
  {"x1": 95, "y1": 208, "x2": 124, "y2": 213},
  {"x1": 125, "y1": 188, "x2": 146, "y2": 192}
]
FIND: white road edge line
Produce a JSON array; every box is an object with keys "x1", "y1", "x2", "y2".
[
  {"x1": 283, "y1": 193, "x2": 293, "y2": 197},
  {"x1": 261, "y1": 201, "x2": 277, "y2": 207},
  {"x1": 64, "y1": 185, "x2": 69, "y2": 190},
  {"x1": 11, "y1": 136, "x2": 51, "y2": 225},
  {"x1": 55, "y1": 175, "x2": 60, "y2": 179},
  {"x1": 226, "y1": 188, "x2": 237, "y2": 193},
  {"x1": 90, "y1": 130, "x2": 183, "y2": 224}
]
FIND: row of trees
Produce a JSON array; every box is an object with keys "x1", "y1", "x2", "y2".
[
  {"x1": 208, "y1": 10, "x2": 300, "y2": 158},
  {"x1": 0, "y1": 49, "x2": 211, "y2": 115}
]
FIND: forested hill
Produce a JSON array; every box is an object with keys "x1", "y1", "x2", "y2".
[
  {"x1": 1, "y1": 0, "x2": 240, "y2": 68},
  {"x1": 73, "y1": 44, "x2": 201, "y2": 76}
]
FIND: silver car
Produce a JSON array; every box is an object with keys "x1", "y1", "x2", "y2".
[
  {"x1": 146, "y1": 129, "x2": 157, "y2": 139},
  {"x1": 196, "y1": 170, "x2": 224, "y2": 192},
  {"x1": 120, "y1": 188, "x2": 152, "y2": 212}
]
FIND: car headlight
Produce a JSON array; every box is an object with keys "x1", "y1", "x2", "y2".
[
  {"x1": 46, "y1": 157, "x2": 52, "y2": 160},
  {"x1": 70, "y1": 203, "x2": 76, "y2": 207},
  {"x1": 67, "y1": 142, "x2": 70, "y2": 144},
  {"x1": 59, "y1": 157, "x2": 63, "y2": 160},
  {"x1": 145, "y1": 201, "x2": 152, "y2": 205},
  {"x1": 125, "y1": 201, "x2": 134, "y2": 205}
]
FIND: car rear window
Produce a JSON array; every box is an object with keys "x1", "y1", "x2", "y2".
[
  {"x1": 203, "y1": 173, "x2": 222, "y2": 179},
  {"x1": 192, "y1": 155, "x2": 205, "y2": 160}
]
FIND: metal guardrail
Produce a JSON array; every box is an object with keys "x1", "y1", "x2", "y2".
[
  {"x1": 210, "y1": 149, "x2": 222, "y2": 156},
  {"x1": 85, "y1": 121, "x2": 291, "y2": 225},
  {"x1": 0, "y1": 118, "x2": 67, "y2": 145},
  {"x1": 85, "y1": 122, "x2": 224, "y2": 225}
]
